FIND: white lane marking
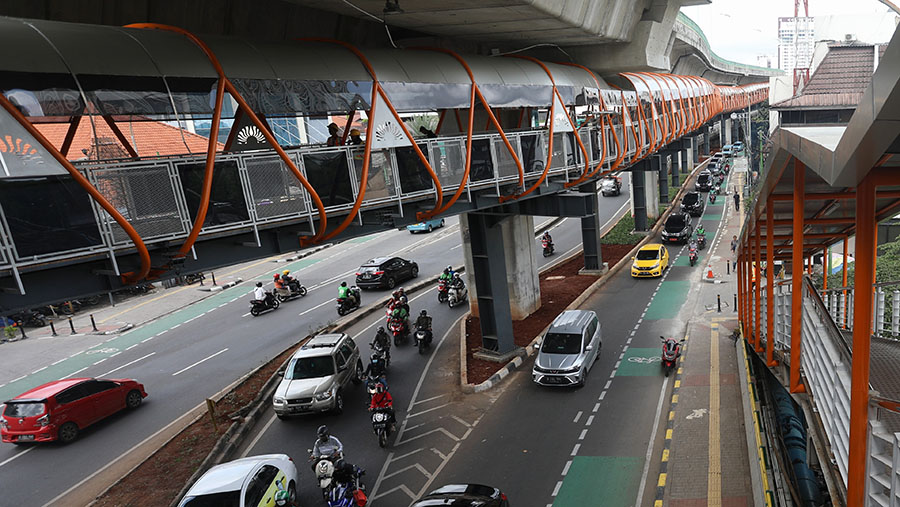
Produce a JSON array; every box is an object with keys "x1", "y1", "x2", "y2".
[
  {"x1": 0, "y1": 447, "x2": 35, "y2": 469},
  {"x1": 31, "y1": 366, "x2": 47, "y2": 374},
  {"x1": 51, "y1": 358, "x2": 66, "y2": 366},
  {"x1": 99, "y1": 353, "x2": 156, "y2": 378},
  {"x1": 141, "y1": 337, "x2": 154, "y2": 344},
  {"x1": 9, "y1": 375, "x2": 26, "y2": 383},
  {"x1": 299, "y1": 299, "x2": 332, "y2": 316},
  {"x1": 413, "y1": 394, "x2": 448, "y2": 406},
  {"x1": 61, "y1": 367, "x2": 88, "y2": 380},
  {"x1": 241, "y1": 312, "x2": 251, "y2": 317},
  {"x1": 93, "y1": 358, "x2": 107, "y2": 366},
  {"x1": 69, "y1": 351, "x2": 83, "y2": 358},
  {"x1": 241, "y1": 412, "x2": 278, "y2": 458},
  {"x1": 110, "y1": 352, "x2": 121, "y2": 358},
  {"x1": 578, "y1": 429, "x2": 588, "y2": 440},
  {"x1": 126, "y1": 344, "x2": 139, "y2": 351},
  {"x1": 172, "y1": 348, "x2": 228, "y2": 376},
  {"x1": 571, "y1": 443, "x2": 581, "y2": 456},
  {"x1": 562, "y1": 459, "x2": 573, "y2": 476},
  {"x1": 573, "y1": 410, "x2": 583, "y2": 423},
  {"x1": 406, "y1": 403, "x2": 451, "y2": 419},
  {"x1": 599, "y1": 391, "x2": 607, "y2": 401},
  {"x1": 592, "y1": 402, "x2": 601, "y2": 413},
  {"x1": 586, "y1": 415, "x2": 594, "y2": 426},
  {"x1": 604, "y1": 380, "x2": 612, "y2": 390},
  {"x1": 449, "y1": 244, "x2": 462, "y2": 250},
  {"x1": 634, "y1": 375, "x2": 671, "y2": 507},
  {"x1": 552, "y1": 481, "x2": 563, "y2": 497}
]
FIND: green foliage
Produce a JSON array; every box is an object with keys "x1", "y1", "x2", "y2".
[
  {"x1": 601, "y1": 214, "x2": 643, "y2": 245},
  {"x1": 405, "y1": 114, "x2": 439, "y2": 134},
  {"x1": 3, "y1": 325, "x2": 16, "y2": 340}
]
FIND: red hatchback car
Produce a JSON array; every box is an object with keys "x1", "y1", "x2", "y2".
[{"x1": 1, "y1": 377, "x2": 147, "y2": 444}]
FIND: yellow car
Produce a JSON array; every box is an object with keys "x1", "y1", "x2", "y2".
[{"x1": 631, "y1": 244, "x2": 670, "y2": 278}]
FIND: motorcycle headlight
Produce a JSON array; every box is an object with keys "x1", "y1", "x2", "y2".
[
  {"x1": 373, "y1": 412, "x2": 387, "y2": 422},
  {"x1": 273, "y1": 396, "x2": 286, "y2": 405},
  {"x1": 315, "y1": 390, "x2": 333, "y2": 401}
]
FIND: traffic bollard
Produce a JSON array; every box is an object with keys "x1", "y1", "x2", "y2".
[
  {"x1": 199, "y1": 273, "x2": 205, "y2": 286},
  {"x1": 211, "y1": 272, "x2": 217, "y2": 286},
  {"x1": 717, "y1": 294, "x2": 722, "y2": 312},
  {"x1": 90, "y1": 314, "x2": 98, "y2": 332},
  {"x1": 734, "y1": 294, "x2": 738, "y2": 311},
  {"x1": 50, "y1": 320, "x2": 58, "y2": 336},
  {"x1": 68, "y1": 317, "x2": 76, "y2": 335},
  {"x1": 727, "y1": 262, "x2": 730, "y2": 275}
]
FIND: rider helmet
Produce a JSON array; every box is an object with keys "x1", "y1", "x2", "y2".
[
  {"x1": 453, "y1": 273, "x2": 461, "y2": 280},
  {"x1": 273, "y1": 274, "x2": 280, "y2": 279},
  {"x1": 375, "y1": 382, "x2": 385, "y2": 394},
  {"x1": 283, "y1": 270, "x2": 290, "y2": 276},
  {"x1": 256, "y1": 282, "x2": 263, "y2": 288},
  {"x1": 317, "y1": 425, "x2": 329, "y2": 441},
  {"x1": 350, "y1": 128, "x2": 361, "y2": 136},
  {"x1": 377, "y1": 326, "x2": 385, "y2": 333},
  {"x1": 446, "y1": 265, "x2": 452, "y2": 272},
  {"x1": 341, "y1": 281, "x2": 347, "y2": 287},
  {"x1": 420, "y1": 310, "x2": 427, "y2": 316}
]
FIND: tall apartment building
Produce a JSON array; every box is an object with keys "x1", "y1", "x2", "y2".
[{"x1": 778, "y1": 16, "x2": 815, "y2": 72}]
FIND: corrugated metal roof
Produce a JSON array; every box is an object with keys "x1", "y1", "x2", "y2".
[{"x1": 773, "y1": 44, "x2": 887, "y2": 109}]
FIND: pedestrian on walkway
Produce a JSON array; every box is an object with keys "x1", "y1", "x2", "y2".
[
  {"x1": 733, "y1": 191, "x2": 740, "y2": 211},
  {"x1": 731, "y1": 235, "x2": 737, "y2": 254}
]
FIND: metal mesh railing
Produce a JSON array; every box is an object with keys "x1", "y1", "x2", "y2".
[{"x1": 244, "y1": 154, "x2": 308, "y2": 221}]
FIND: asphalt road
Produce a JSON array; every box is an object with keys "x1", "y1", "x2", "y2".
[
  {"x1": 0, "y1": 175, "x2": 631, "y2": 507},
  {"x1": 233, "y1": 171, "x2": 733, "y2": 507}
]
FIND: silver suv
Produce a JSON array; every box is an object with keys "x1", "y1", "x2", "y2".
[
  {"x1": 273, "y1": 333, "x2": 363, "y2": 418},
  {"x1": 532, "y1": 310, "x2": 602, "y2": 387}
]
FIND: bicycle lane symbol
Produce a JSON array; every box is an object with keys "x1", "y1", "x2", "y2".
[{"x1": 616, "y1": 348, "x2": 662, "y2": 376}]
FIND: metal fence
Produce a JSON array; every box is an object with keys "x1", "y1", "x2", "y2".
[{"x1": 0, "y1": 121, "x2": 655, "y2": 283}]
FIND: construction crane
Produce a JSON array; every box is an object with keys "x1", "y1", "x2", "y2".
[{"x1": 792, "y1": 0, "x2": 811, "y2": 94}]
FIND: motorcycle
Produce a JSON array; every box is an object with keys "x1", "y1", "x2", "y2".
[
  {"x1": 325, "y1": 469, "x2": 366, "y2": 507},
  {"x1": 250, "y1": 292, "x2": 280, "y2": 316},
  {"x1": 371, "y1": 408, "x2": 394, "y2": 448},
  {"x1": 370, "y1": 340, "x2": 391, "y2": 368},
  {"x1": 541, "y1": 239, "x2": 555, "y2": 257},
  {"x1": 388, "y1": 316, "x2": 409, "y2": 346},
  {"x1": 448, "y1": 284, "x2": 468, "y2": 309},
  {"x1": 660, "y1": 336, "x2": 685, "y2": 377},
  {"x1": 11, "y1": 310, "x2": 47, "y2": 328},
  {"x1": 275, "y1": 282, "x2": 308, "y2": 302},
  {"x1": 437, "y1": 279, "x2": 449, "y2": 303},
  {"x1": 336, "y1": 287, "x2": 361, "y2": 316},
  {"x1": 696, "y1": 232, "x2": 707, "y2": 250},
  {"x1": 709, "y1": 191, "x2": 718, "y2": 204},
  {"x1": 688, "y1": 241, "x2": 698, "y2": 267},
  {"x1": 414, "y1": 324, "x2": 433, "y2": 354}
]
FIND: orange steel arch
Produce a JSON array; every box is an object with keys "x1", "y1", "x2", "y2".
[
  {"x1": 622, "y1": 74, "x2": 657, "y2": 160},
  {"x1": 0, "y1": 93, "x2": 152, "y2": 284},
  {"x1": 664, "y1": 74, "x2": 689, "y2": 138},
  {"x1": 555, "y1": 62, "x2": 610, "y2": 184},
  {"x1": 297, "y1": 38, "x2": 381, "y2": 242},
  {"x1": 499, "y1": 55, "x2": 587, "y2": 201},
  {"x1": 412, "y1": 46, "x2": 526, "y2": 211},
  {"x1": 126, "y1": 23, "x2": 329, "y2": 249},
  {"x1": 643, "y1": 73, "x2": 672, "y2": 144},
  {"x1": 660, "y1": 74, "x2": 686, "y2": 140}
]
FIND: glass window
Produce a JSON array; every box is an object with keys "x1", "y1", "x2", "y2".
[
  {"x1": 177, "y1": 160, "x2": 250, "y2": 227},
  {"x1": 541, "y1": 333, "x2": 582, "y2": 355},
  {"x1": 55, "y1": 383, "x2": 89, "y2": 405},
  {"x1": 339, "y1": 344, "x2": 355, "y2": 367},
  {"x1": 395, "y1": 144, "x2": 432, "y2": 193},
  {"x1": 286, "y1": 356, "x2": 335, "y2": 379},
  {"x1": 244, "y1": 465, "x2": 279, "y2": 507},
  {"x1": 469, "y1": 139, "x2": 494, "y2": 182},
  {"x1": 180, "y1": 491, "x2": 241, "y2": 507},
  {"x1": 3, "y1": 402, "x2": 45, "y2": 417},
  {"x1": 636, "y1": 249, "x2": 660, "y2": 260},
  {"x1": 302, "y1": 151, "x2": 354, "y2": 207},
  {"x1": 335, "y1": 348, "x2": 348, "y2": 369}
]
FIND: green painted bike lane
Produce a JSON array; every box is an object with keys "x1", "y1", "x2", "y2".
[
  {"x1": 0, "y1": 256, "x2": 323, "y2": 400},
  {"x1": 554, "y1": 457, "x2": 644, "y2": 506}
]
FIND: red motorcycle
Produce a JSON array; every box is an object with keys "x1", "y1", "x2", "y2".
[
  {"x1": 388, "y1": 316, "x2": 409, "y2": 346},
  {"x1": 660, "y1": 336, "x2": 684, "y2": 377},
  {"x1": 437, "y1": 280, "x2": 449, "y2": 303},
  {"x1": 541, "y1": 239, "x2": 555, "y2": 257},
  {"x1": 688, "y1": 241, "x2": 698, "y2": 267}
]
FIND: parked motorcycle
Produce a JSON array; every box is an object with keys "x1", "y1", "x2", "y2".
[
  {"x1": 388, "y1": 316, "x2": 408, "y2": 346},
  {"x1": 541, "y1": 239, "x2": 555, "y2": 257},
  {"x1": 660, "y1": 336, "x2": 685, "y2": 377},
  {"x1": 414, "y1": 324, "x2": 433, "y2": 354},
  {"x1": 250, "y1": 292, "x2": 280, "y2": 316},
  {"x1": 371, "y1": 408, "x2": 393, "y2": 448},
  {"x1": 437, "y1": 279, "x2": 449, "y2": 303},
  {"x1": 448, "y1": 284, "x2": 468, "y2": 309},
  {"x1": 11, "y1": 310, "x2": 47, "y2": 328},
  {"x1": 688, "y1": 241, "x2": 698, "y2": 267},
  {"x1": 275, "y1": 283, "x2": 308, "y2": 302},
  {"x1": 336, "y1": 287, "x2": 361, "y2": 316}
]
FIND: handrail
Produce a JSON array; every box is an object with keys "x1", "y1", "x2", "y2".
[
  {"x1": 0, "y1": 91, "x2": 152, "y2": 284},
  {"x1": 126, "y1": 23, "x2": 329, "y2": 247},
  {"x1": 558, "y1": 61, "x2": 610, "y2": 185}
]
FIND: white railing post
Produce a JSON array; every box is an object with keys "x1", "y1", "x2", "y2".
[
  {"x1": 877, "y1": 288, "x2": 886, "y2": 337},
  {"x1": 893, "y1": 290, "x2": 900, "y2": 337}
]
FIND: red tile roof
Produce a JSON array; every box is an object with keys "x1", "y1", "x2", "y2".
[
  {"x1": 33, "y1": 118, "x2": 222, "y2": 161},
  {"x1": 773, "y1": 43, "x2": 887, "y2": 109}
]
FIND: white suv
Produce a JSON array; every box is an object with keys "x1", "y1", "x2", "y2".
[{"x1": 273, "y1": 333, "x2": 363, "y2": 418}]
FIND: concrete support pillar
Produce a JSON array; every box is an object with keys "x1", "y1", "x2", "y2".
[
  {"x1": 631, "y1": 169, "x2": 648, "y2": 231},
  {"x1": 579, "y1": 181, "x2": 605, "y2": 273},
  {"x1": 700, "y1": 126, "x2": 710, "y2": 156},
  {"x1": 719, "y1": 116, "x2": 727, "y2": 149},
  {"x1": 665, "y1": 151, "x2": 679, "y2": 188},
  {"x1": 655, "y1": 155, "x2": 668, "y2": 204},
  {"x1": 681, "y1": 147, "x2": 690, "y2": 175},
  {"x1": 725, "y1": 118, "x2": 733, "y2": 145}
]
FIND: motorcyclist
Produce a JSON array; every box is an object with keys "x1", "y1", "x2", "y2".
[
  {"x1": 415, "y1": 310, "x2": 433, "y2": 344},
  {"x1": 449, "y1": 272, "x2": 466, "y2": 291},
  {"x1": 282, "y1": 270, "x2": 298, "y2": 291},
  {"x1": 390, "y1": 304, "x2": 409, "y2": 333},
  {"x1": 311, "y1": 425, "x2": 343, "y2": 465},
  {"x1": 253, "y1": 282, "x2": 266, "y2": 302},
  {"x1": 439, "y1": 266, "x2": 454, "y2": 283},
  {"x1": 541, "y1": 231, "x2": 553, "y2": 246},
  {"x1": 368, "y1": 382, "x2": 395, "y2": 429},
  {"x1": 372, "y1": 326, "x2": 391, "y2": 357},
  {"x1": 696, "y1": 225, "x2": 706, "y2": 237},
  {"x1": 273, "y1": 273, "x2": 285, "y2": 291},
  {"x1": 338, "y1": 281, "x2": 358, "y2": 307},
  {"x1": 364, "y1": 353, "x2": 388, "y2": 390}
]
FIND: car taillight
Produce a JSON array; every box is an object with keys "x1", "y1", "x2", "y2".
[
  {"x1": 355, "y1": 272, "x2": 361, "y2": 276},
  {"x1": 374, "y1": 271, "x2": 384, "y2": 275}
]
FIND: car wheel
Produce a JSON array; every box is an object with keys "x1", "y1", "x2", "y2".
[
  {"x1": 428, "y1": 225, "x2": 433, "y2": 232},
  {"x1": 440, "y1": 219, "x2": 445, "y2": 227},
  {"x1": 277, "y1": 413, "x2": 288, "y2": 420},
  {"x1": 386, "y1": 277, "x2": 396, "y2": 289},
  {"x1": 125, "y1": 389, "x2": 143, "y2": 409},
  {"x1": 411, "y1": 266, "x2": 418, "y2": 278},
  {"x1": 332, "y1": 391, "x2": 344, "y2": 415},
  {"x1": 58, "y1": 422, "x2": 79, "y2": 444},
  {"x1": 288, "y1": 481, "x2": 297, "y2": 504},
  {"x1": 353, "y1": 360, "x2": 364, "y2": 385}
]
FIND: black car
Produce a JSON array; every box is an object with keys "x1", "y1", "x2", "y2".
[
  {"x1": 680, "y1": 191, "x2": 704, "y2": 217},
  {"x1": 355, "y1": 256, "x2": 418, "y2": 289},
  {"x1": 661, "y1": 212, "x2": 694, "y2": 244},
  {"x1": 412, "y1": 484, "x2": 510, "y2": 507},
  {"x1": 695, "y1": 170, "x2": 711, "y2": 192}
]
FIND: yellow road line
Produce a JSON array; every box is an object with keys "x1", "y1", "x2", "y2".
[{"x1": 708, "y1": 323, "x2": 722, "y2": 506}]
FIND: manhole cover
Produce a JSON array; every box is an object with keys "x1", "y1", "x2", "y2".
[{"x1": 546, "y1": 276, "x2": 566, "y2": 280}]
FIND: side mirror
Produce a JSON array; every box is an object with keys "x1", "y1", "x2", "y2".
[
  {"x1": 585, "y1": 345, "x2": 593, "y2": 351},
  {"x1": 631, "y1": 256, "x2": 635, "y2": 261},
  {"x1": 277, "y1": 368, "x2": 285, "y2": 377},
  {"x1": 307, "y1": 448, "x2": 313, "y2": 454}
]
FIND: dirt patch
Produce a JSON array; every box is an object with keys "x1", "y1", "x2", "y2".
[
  {"x1": 465, "y1": 244, "x2": 635, "y2": 385},
  {"x1": 93, "y1": 345, "x2": 299, "y2": 507}
]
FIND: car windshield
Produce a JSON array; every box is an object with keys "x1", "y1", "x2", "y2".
[
  {"x1": 359, "y1": 265, "x2": 381, "y2": 274},
  {"x1": 665, "y1": 215, "x2": 686, "y2": 231},
  {"x1": 683, "y1": 193, "x2": 698, "y2": 205},
  {"x1": 698, "y1": 174, "x2": 709, "y2": 183},
  {"x1": 286, "y1": 356, "x2": 335, "y2": 379},
  {"x1": 180, "y1": 491, "x2": 241, "y2": 507},
  {"x1": 600, "y1": 178, "x2": 615, "y2": 186},
  {"x1": 3, "y1": 402, "x2": 45, "y2": 417},
  {"x1": 541, "y1": 333, "x2": 582, "y2": 354},
  {"x1": 636, "y1": 249, "x2": 660, "y2": 261}
]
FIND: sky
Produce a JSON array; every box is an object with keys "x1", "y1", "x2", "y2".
[{"x1": 680, "y1": 0, "x2": 898, "y2": 66}]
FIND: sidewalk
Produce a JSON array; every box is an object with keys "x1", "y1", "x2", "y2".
[
  {"x1": 656, "y1": 159, "x2": 757, "y2": 506},
  {"x1": 0, "y1": 246, "x2": 326, "y2": 386}
]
